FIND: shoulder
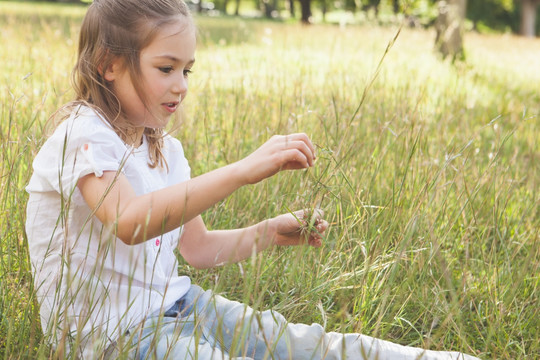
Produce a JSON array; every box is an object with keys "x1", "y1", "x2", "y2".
[
  {"x1": 59, "y1": 105, "x2": 117, "y2": 139},
  {"x1": 33, "y1": 104, "x2": 128, "y2": 171},
  {"x1": 45, "y1": 105, "x2": 125, "y2": 152},
  {"x1": 28, "y1": 105, "x2": 130, "y2": 194}
]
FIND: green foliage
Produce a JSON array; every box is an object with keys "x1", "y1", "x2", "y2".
[
  {"x1": 466, "y1": 0, "x2": 519, "y2": 33},
  {"x1": 1, "y1": 1, "x2": 539, "y2": 359},
  {"x1": 1, "y1": 0, "x2": 537, "y2": 34}
]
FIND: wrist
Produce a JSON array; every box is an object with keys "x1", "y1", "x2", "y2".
[
  {"x1": 257, "y1": 218, "x2": 278, "y2": 247},
  {"x1": 227, "y1": 161, "x2": 251, "y2": 187}
]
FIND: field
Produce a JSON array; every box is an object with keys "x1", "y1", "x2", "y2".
[{"x1": 1, "y1": 1, "x2": 539, "y2": 359}]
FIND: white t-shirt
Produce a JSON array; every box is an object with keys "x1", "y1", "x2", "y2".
[{"x1": 26, "y1": 105, "x2": 191, "y2": 357}]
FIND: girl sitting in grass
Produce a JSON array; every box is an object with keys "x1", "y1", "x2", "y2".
[{"x1": 25, "y1": 0, "x2": 480, "y2": 358}]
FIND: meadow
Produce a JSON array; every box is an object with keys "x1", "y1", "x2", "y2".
[{"x1": 1, "y1": 1, "x2": 539, "y2": 358}]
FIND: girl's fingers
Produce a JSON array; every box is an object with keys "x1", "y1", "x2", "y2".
[
  {"x1": 290, "y1": 140, "x2": 315, "y2": 166},
  {"x1": 241, "y1": 133, "x2": 315, "y2": 185},
  {"x1": 275, "y1": 134, "x2": 316, "y2": 164},
  {"x1": 306, "y1": 208, "x2": 325, "y2": 223},
  {"x1": 309, "y1": 237, "x2": 322, "y2": 247},
  {"x1": 280, "y1": 149, "x2": 310, "y2": 169},
  {"x1": 310, "y1": 220, "x2": 328, "y2": 238},
  {"x1": 276, "y1": 141, "x2": 314, "y2": 167},
  {"x1": 308, "y1": 221, "x2": 324, "y2": 245},
  {"x1": 301, "y1": 209, "x2": 328, "y2": 243},
  {"x1": 274, "y1": 209, "x2": 328, "y2": 247},
  {"x1": 285, "y1": 133, "x2": 316, "y2": 156}
]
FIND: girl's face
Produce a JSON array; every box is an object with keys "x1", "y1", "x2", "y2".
[{"x1": 106, "y1": 18, "x2": 196, "y2": 133}]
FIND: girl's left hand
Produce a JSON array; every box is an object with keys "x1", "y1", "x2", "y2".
[{"x1": 271, "y1": 209, "x2": 328, "y2": 247}]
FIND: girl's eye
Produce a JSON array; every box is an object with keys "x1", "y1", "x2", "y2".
[
  {"x1": 159, "y1": 66, "x2": 173, "y2": 74},
  {"x1": 183, "y1": 69, "x2": 192, "y2": 77}
]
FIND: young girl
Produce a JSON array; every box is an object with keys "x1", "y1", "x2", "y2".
[{"x1": 26, "y1": 0, "x2": 479, "y2": 359}]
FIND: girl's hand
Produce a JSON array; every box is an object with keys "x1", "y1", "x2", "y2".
[
  {"x1": 236, "y1": 133, "x2": 316, "y2": 185},
  {"x1": 271, "y1": 209, "x2": 328, "y2": 248}
]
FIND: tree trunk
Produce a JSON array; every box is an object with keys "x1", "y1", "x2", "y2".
[
  {"x1": 262, "y1": 0, "x2": 274, "y2": 18},
  {"x1": 435, "y1": 0, "x2": 467, "y2": 61},
  {"x1": 373, "y1": 0, "x2": 381, "y2": 18},
  {"x1": 235, "y1": 0, "x2": 240, "y2": 16},
  {"x1": 299, "y1": 0, "x2": 312, "y2": 23},
  {"x1": 222, "y1": 0, "x2": 229, "y2": 14},
  {"x1": 393, "y1": 0, "x2": 399, "y2": 14},
  {"x1": 521, "y1": 0, "x2": 539, "y2": 37},
  {"x1": 289, "y1": 0, "x2": 295, "y2": 18},
  {"x1": 263, "y1": 3, "x2": 272, "y2": 17}
]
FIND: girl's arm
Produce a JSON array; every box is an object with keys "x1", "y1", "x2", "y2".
[
  {"x1": 178, "y1": 210, "x2": 328, "y2": 269},
  {"x1": 78, "y1": 134, "x2": 316, "y2": 245}
]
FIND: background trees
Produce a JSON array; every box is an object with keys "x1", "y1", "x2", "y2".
[
  {"x1": 23, "y1": 0, "x2": 540, "y2": 36},
  {"x1": 521, "y1": 0, "x2": 540, "y2": 36},
  {"x1": 435, "y1": 0, "x2": 467, "y2": 60},
  {"x1": 203, "y1": 0, "x2": 540, "y2": 37}
]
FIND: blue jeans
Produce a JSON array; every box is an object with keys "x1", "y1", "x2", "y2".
[{"x1": 128, "y1": 285, "x2": 479, "y2": 360}]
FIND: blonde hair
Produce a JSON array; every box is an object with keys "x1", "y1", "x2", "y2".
[{"x1": 67, "y1": 0, "x2": 192, "y2": 168}]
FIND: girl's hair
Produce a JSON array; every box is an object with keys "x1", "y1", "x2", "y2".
[{"x1": 69, "y1": 0, "x2": 192, "y2": 168}]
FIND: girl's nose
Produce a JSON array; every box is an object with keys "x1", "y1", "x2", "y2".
[{"x1": 172, "y1": 74, "x2": 188, "y2": 97}]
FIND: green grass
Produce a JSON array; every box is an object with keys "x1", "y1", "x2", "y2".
[{"x1": 1, "y1": 1, "x2": 539, "y2": 359}]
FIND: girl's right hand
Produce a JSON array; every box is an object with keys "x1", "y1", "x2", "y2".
[
  {"x1": 236, "y1": 133, "x2": 316, "y2": 185},
  {"x1": 272, "y1": 209, "x2": 328, "y2": 248}
]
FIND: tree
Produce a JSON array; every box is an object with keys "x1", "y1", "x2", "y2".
[
  {"x1": 261, "y1": 0, "x2": 278, "y2": 18},
  {"x1": 435, "y1": 0, "x2": 467, "y2": 60},
  {"x1": 288, "y1": 0, "x2": 295, "y2": 17},
  {"x1": 299, "y1": 0, "x2": 312, "y2": 23},
  {"x1": 392, "y1": 0, "x2": 400, "y2": 13},
  {"x1": 362, "y1": 0, "x2": 381, "y2": 17},
  {"x1": 521, "y1": 0, "x2": 540, "y2": 36},
  {"x1": 467, "y1": 0, "x2": 516, "y2": 32}
]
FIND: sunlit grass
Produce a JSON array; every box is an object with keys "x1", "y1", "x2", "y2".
[{"x1": 1, "y1": 1, "x2": 539, "y2": 359}]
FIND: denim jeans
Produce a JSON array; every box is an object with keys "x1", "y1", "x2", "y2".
[{"x1": 127, "y1": 285, "x2": 479, "y2": 360}]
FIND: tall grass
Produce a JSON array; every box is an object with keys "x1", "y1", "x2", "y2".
[{"x1": 1, "y1": 2, "x2": 539, "y2": 359}]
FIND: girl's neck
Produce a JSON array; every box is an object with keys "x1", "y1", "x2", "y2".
[{"x1": 125, "y1": 127, "x2": 145, "y2": 148}]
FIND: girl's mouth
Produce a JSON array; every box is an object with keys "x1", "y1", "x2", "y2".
[{"x1": 163, "y1": 102, "x2": 179, "y2": 113}]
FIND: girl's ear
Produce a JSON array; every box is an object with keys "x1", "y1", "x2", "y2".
[{"x1": 102, "y1": 58, "x2": 122, "y2": 82}]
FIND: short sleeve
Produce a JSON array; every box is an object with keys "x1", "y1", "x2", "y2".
[{"x1": 27, "y1": 108, "x2": 129, "y2": 197}]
